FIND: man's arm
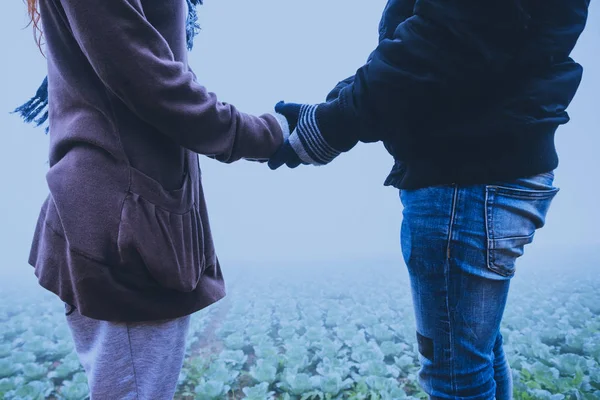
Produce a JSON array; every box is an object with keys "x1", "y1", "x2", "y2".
[
  {"x1": 270, "y1": 0, "x2": 531, "y2": 169},
  {"x1": 325, "y1": 0, "x2": 416, "y2": 102},
  {"x1": 317, "y1": 0, "x2": 530, "y2": 152}
]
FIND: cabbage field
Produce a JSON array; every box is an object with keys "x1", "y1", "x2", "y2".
[{"x1": 1, "y1": 248, "x2": 599, "y2": 400}]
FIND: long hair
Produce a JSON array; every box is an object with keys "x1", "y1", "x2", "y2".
[
  {"x1": 16, "y1": 0, "x2": 202, "y2": 131},
  {"x1": 26, "y1": 0, "x2": 44, "y2": 53}
]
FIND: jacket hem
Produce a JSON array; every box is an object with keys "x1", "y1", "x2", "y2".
[{"x1": 29, "y1": 214, "x2": 226, "y2": 323}]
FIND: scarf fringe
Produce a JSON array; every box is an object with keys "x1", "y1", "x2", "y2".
[
  {"x1": 186, "y1": 0, "x2": 202, "y2": 50},
  {"x1": 15, "y1": 1, "x2": 203, "y2": 133},
  {"x1": 13, "y1": 77, "x2": 49, "y2": 131}
]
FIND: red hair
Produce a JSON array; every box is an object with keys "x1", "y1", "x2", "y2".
[{"x1": 26, "y1": 0, "x2": 44, "y2": 53}]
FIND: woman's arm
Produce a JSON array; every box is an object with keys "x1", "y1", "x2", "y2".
[{"x1": 58, "y1": 0, "x2": 285, "y2": 163}]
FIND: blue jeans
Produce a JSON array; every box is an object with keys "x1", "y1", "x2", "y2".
[{"x1": 400, "y1": 172, "x2": 558, "y2": 400}]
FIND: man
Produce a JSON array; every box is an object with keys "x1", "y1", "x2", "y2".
[{"x1": 269, "y1": 0, "x2": 590, "y2": 398}]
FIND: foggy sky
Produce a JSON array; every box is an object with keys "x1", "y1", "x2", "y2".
[{"x1": 0, "y1": 0, "x2": 598, "y2": 284}]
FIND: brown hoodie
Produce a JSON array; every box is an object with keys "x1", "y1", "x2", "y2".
[{"x1": 29, "y1": 0, "x2": 286, "y2": 321}]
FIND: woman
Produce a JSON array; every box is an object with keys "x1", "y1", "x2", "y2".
[{"x1": 20, "y1": 0, "x2": 289, "y2": 398}]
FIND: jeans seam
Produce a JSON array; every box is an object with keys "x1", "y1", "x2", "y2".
[
  {"x1": 444, "y1": 258, "x2": 457, "y2": 397},
  {"x1": 446, "y1": 185, "x2": 459, "y2": 260},
  {"x1": 485, "y1": 187, "x2": 493, "y2": 273},
  {"x1": 485, "y1": 187, "x2": 519, "y2": 278},
  {"x1": 126, "y1": 325, "x2": 141, "y2": 400},
  {"x1": 445, "y1": 185, "x2": 458, "y2": 395}
]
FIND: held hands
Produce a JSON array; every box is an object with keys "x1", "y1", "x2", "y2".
[{"x1": 268, "y1": 101, "x2": 342, "y2": 170}]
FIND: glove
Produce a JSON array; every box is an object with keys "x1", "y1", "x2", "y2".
[
  {"x1": 326, "y1": 76, "x2": 355, "y2": 103},
  {"x1": 268, "y1": 101, "x2": 342, "y2": 170}
]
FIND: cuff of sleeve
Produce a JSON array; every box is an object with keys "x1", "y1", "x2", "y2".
[
  {"x1": 295, "y1": 104, "x2": 341, "y2": 165},
  {"x1": 316, "y1": 94, "x2": 361, "y2": 153},
  {"x1": 269, "y1": 112, "x2": 290, "y2": 142}
]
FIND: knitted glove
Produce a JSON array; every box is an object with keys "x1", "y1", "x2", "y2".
[
  {"x1": 326, "y1": 76, "x2": 355, "y2": 103},
  {"x1": 268, "y1": 101, "x2": 343, "y2": 170}
]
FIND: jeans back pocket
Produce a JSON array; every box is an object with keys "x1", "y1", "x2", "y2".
[{"x1": 485, "y1": 174, "x2": 559, "y2": 277}]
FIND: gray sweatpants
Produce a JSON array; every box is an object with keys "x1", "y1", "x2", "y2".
[{"x1": 65, "y1": 305, "x2": 191, "y2": 400}]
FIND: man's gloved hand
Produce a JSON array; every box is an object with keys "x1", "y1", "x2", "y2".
[{"x1": 268, "y1": 101, "x2": 342, "y2": 170}]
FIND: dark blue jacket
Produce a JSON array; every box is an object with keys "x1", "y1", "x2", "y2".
[{"x1": 321, "y1": 0, "x2": 590, "y2": 189}]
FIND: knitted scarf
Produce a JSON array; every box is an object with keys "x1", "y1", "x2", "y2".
[{"x1": 13, "y1": 0, "x2": 203, "y2": 133}]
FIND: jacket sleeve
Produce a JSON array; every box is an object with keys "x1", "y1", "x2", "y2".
[
  {"x1": 317, "y1": 0, "x2": 529, "y2": 151},
  {"x1": 58, "y1": 0, "x2": 283, "y2": 163},
  {"x1": 324, "y1": 0, "x2": 415, "y2": 102}
]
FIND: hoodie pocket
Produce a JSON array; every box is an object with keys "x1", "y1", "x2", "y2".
[{"x1": 117, "y1": 167, "x2": 205, "y2": 292}]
